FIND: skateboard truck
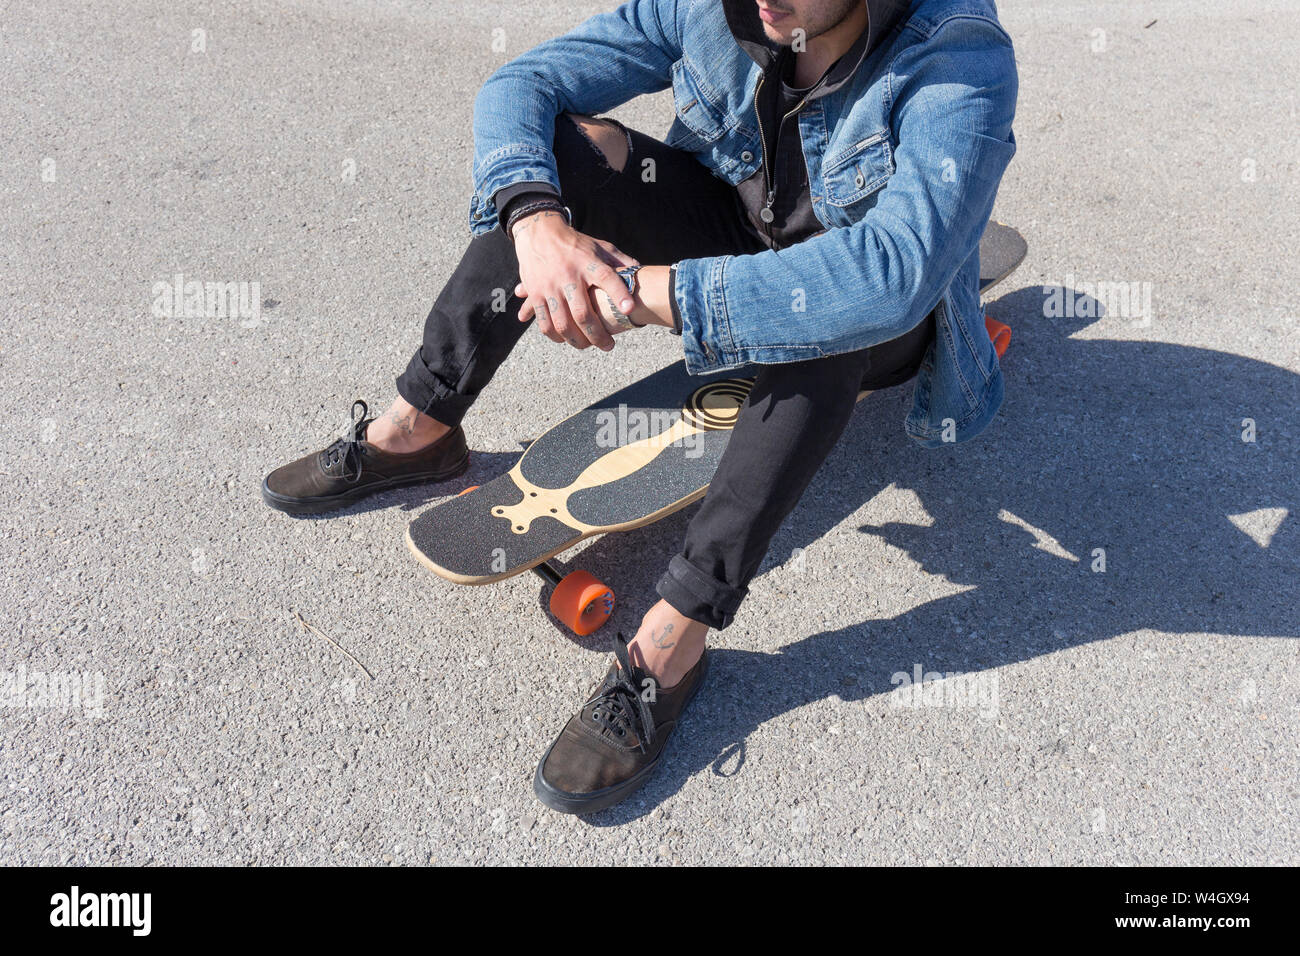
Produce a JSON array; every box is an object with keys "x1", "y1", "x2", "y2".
[{"x1": 532, "y1": 562, "x2": 615, "y2": 636}]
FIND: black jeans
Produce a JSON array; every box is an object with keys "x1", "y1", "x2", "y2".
[{"x1": 397, "y1": 114, "x2": 933, "y2": 629}]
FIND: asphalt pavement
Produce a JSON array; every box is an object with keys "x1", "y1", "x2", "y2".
[{"x1": 0, "y1": 0, "x2": 1296, "y2": 864}]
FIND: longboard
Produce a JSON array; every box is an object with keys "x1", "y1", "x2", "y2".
[{"x1": 406, "y1": 221, "x2": 1026, "y2": 634}]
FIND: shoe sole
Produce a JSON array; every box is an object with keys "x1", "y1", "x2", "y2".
[
  {"x1": 532, "y1": 653, "x2": 709, "y2": 815},
  {"x1": 260, "y1": 452, "x2": 470, "y2": 516}
]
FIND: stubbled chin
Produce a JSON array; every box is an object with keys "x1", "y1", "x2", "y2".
[{"x1": 761, "y1": 25, "x2": 798, "y2": 44}]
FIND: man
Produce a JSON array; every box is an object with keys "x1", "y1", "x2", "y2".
[{"x1": 263, "y1": 0, "x2": 1017, "y2": 814}]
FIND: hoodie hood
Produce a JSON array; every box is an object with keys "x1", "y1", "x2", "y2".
[{"x1": 722, "y1": 0, "x2": 911, "y2": 97}]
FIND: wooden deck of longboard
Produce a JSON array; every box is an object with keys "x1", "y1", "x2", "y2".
[
  {"x1": 407, "y1": 221, "x2": 1026, "y2": 585},
  {"x1": 406, "y1": 363, "x2": 749, "y2": 583}
]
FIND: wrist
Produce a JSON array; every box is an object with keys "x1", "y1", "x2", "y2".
[
  {"x1": 632, "y1": 266, "x2": 674, "y2": 328},
  {"x1": 508, "y1": 204, "x2": 571, "y2": 242}
]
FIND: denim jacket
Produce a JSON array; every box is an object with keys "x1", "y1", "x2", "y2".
[{"x1": 467, "y1": 0, "x2": 1018, "y2": 447}]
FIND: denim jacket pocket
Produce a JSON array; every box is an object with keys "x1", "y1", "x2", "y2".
[
  {"x1": 821, "y1": 130, "x2": 893, "y2": 207},
  {"x1": 666, "y1": 57, "x2": 730, "y2": 151}
]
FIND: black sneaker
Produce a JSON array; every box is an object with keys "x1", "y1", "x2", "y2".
[
  {"x1": 261, "y1": 400, "x2": 469, "y2": 515},
  {"x1": 533, "y1": 632, "x2": 708, "y2": 814}
]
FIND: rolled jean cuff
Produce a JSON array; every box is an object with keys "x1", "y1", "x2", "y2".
[
  {"x1": 394, "y1": 349, "x2": 475, "y2": 428},
  {"x1": 655, "y1": 553, "x2": 747, "y2": 631}
]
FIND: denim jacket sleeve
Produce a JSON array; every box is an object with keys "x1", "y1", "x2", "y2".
[
  {"x1": 468, "y1": 0, "x2": 684, "y2": 235},
  {"x1": 672, "y1": 16, "x2": 1018, "y2": 372}
]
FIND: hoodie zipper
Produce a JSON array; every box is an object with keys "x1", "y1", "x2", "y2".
[{"x1": 752, "y1": 70, "x2": 809, "y2": 235}]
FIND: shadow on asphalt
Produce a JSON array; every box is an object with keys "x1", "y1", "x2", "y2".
[{"x1": 573, "y1": 284, "x2": 1299, "y2": 825}]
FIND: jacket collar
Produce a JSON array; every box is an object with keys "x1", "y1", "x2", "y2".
[{"x1": 722, "y1": 0, "x2": 911, "y2": 97}]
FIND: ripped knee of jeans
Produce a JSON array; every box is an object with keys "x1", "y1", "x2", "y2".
[{"x1": 561, "y1": 113, "x2": 632, "y2": 174}]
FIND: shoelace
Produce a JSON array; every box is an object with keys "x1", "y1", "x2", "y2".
[
  {"x1": 585, "y1": 632, "x2": 657, "y2": 753},
  {"x1": 319, "y1": 400, "x2": 370, "y2": 483}
]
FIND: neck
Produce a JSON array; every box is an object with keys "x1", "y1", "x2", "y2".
[{"x1": 791, "y1": 6, "x2": 869, "y2": 87}]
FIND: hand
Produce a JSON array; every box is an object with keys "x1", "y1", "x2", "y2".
[{"x1": 512, "y1": 209, "x2": 640, "y2": 352}]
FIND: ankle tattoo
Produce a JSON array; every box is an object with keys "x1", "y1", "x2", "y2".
[
  {"x1": 388, "y1": 409, "x2": 417, "y2": 436},
  {"x1": 650, "y1": 623, "x2": 676, "y2": 650}
]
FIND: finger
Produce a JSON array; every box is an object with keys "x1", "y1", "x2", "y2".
[
  {"x1": 563, "y1": 281, "x2": 615, "y2": 352},
  {"x1": 588, "y1": 264, "x2": 636, "y2": 317},
  {"x1": 596, "y1": 240, "x2": 641, "y2": 269},
  {"x1": 531, "y1": 297, "x2": 563, "y2": 343},
  {"x1": 545, "y1": 292, "x2": 587, "y2": 349}
]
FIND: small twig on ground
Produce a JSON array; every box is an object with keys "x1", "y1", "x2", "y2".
[{"x1": 291, "y1": 609, "x2": 374, "y2": 681}]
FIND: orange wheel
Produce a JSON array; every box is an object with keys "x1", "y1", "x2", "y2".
[
  {"x1": 984, "y1": 315, "x2": 1011, "y2": 358},
  {"x1": 457, "y1": 485, "x2": 480, "y2": 497},
  {"x1": 549, "y1": 570, "x2": 614, "y2": 636}
]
